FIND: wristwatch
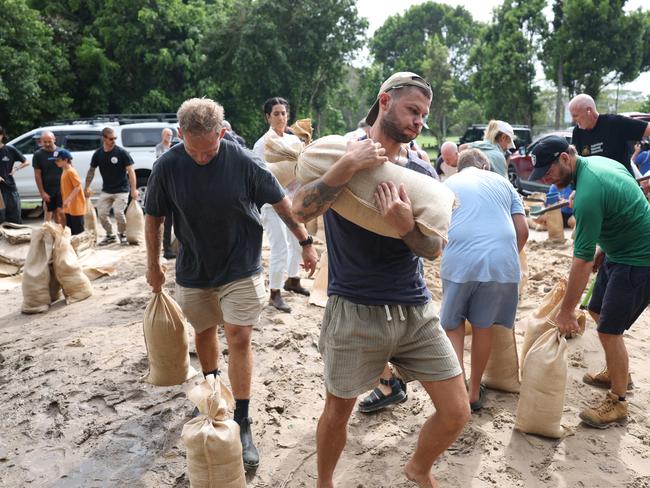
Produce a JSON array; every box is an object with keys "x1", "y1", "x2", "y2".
[{"x1": 299, "y1": 235, "x2": 313, "y2": 247}]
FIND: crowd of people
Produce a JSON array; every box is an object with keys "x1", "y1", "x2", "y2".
[{"x1": 2, "y1": 69, "x2": 650, "y2": 487}]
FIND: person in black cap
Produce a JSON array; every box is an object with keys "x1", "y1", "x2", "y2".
[{"x1": 529, "y1": 135, "x2": 650, "y2": 429}]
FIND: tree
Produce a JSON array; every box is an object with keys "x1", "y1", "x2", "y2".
[
  {"x1": 420, "y1": 37, "x2": 454, "y2": 142},
  {"x1": 0, "y1": 0, "x2": 73, "y2": 135}
]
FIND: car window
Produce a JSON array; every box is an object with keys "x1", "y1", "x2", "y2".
[
  {"x1": 63, "y1": 132, "x2": 102, "y2": 151},
  {"x1": 121, "y1": 127, "x2": 177, "y2": 148},
  {"x1": 12, "y1": 134, "x2": 40, "y2": 155}
]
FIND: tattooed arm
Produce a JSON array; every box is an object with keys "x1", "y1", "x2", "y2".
[{"x1": 292, "y1": 138, "x2": 388, "y2": 222}]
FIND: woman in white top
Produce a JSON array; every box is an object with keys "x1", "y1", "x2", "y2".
[{"x1": 253, "y1": 97, "x2": 309, "y2": 313}]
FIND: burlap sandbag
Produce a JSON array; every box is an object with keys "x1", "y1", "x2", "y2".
[
  {"x1": 0, "y1": 222, "x2": 32, "y2": 244},
  {"x1": 21, "y1": 226, "x2": 56, "y2": 314},
  {"x1": 308, "y1": 250, "x2": 328, "y2": 308},
  {"x1": 515, "y1": 328, "x2": 567, "y2": 438},
  {"x1": 85, "y1": 198, "x2": 99, "y2": 240},
  {"x1": 264, "y1": 131, "x2": 304, "y2": 187},
  {"x1": 182, "y1": 377, "x2": 246, "y2": 488},
  {"x1": 0, "y1": 254, "x2": 23, "y2": 277},
  {"x1": 296, "y1": 135, "x2": 455, "y2": 239},
  {"x1": 143, "y1": 291, "x2": 197, "y2": 386},
  {"x1": 290, "y1": 118, "x2": 313, "y2": 145},
  {"x1": 125, "y1": 199, "x2": 145, "y2": 244},
  {"x1": 546, "y1": 208, "x2": 565, "y2": 242},
  {"x1": 519, "y1": 249, "x2": 528, "y2": 297},
  {"x1": 482, "y1": 324, "x2": 520, "y2": 393},
  {"x1": 47, "y1": 223, "x2": 93, "y2": 304}
]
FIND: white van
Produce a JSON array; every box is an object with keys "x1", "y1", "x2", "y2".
[{"x1": 8, "y1": 120, "x2": 178, "y2": 208}]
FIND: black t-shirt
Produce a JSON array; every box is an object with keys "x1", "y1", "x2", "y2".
[
  {"x1": 325, "y1": 150, "x2": 434, "y2": 306},
  {"x1": 572, "y1": 114, "x2": 647, "y2": 174},
  {"x1": 0, "y1": 145, "x2": 26, "y2": 191},
  {"x1": 90, "y1": 145, "x2": 134, "y2": 193},
  {"x1": 145, "y1": 139, "x2": 285, "y2": 288},
  {"x1": 32, "y1": 147, "x2": 62, "y2": 194}
]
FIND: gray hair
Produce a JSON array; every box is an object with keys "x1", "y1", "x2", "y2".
[
  {"x1": 457, "y1": 149, "x2": 491, "y2": 172},
  {"x1": 177, "y1": 98, "x2": 224, "y2": 135}
]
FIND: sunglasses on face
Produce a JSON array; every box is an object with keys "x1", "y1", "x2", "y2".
[{"x1": 104, "y1": 136, "x2": 117, "y2": 141}]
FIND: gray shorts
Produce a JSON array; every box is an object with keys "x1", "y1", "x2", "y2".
[
  {"x1": 319, "y1": 295, "x2": 462, "y2": 399},
  {"x1": 440, "y1": 279, "x2": 518, "y2": 330}
]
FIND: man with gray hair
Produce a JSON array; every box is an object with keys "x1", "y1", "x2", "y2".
[
  {"x1": 569, "y1": 93, "x2": 650, "y2": 175},
  {"x1": 441, "y1": 148, "x2": 528, "y2": 411},
  {"x1": 144, "y1": 98, "x2": 318, "y2": 471}
]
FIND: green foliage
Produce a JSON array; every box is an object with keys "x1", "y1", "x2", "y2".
[
  {"x1": 420, "y1": 37, "x2": 454, "y2": 142},
  {"x1": 641, "y1": 95, "x2": 650, "y2": 114}
]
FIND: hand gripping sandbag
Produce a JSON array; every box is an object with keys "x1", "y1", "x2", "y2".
[
  {"x1": 182, "y1": 377, "x2": 246, "y2": 488},
  {"x1": 482, "y1": 324, "x2": 520, "y2": 393},
  {"x1": 143, "y1": 291, "x2": 197, "y2": 386},
  {"x1": 515, "y1": 328, "x2": 568, "y2": 438},
  {"x1": 263, "y1": 130, "x2": 304, "y2": 187},
  {"x1": 125, "y1": 199, "x2": 145, "y2": 244},
  {"x1": 21, "y1": 226, "x2": 57, "y2": 314},
  {"x1": 296, "y1": 135, "x2": 455, "y2": 239},
  {"x1": 46, "y1": 223, "x2": 93, "y2": 304}
]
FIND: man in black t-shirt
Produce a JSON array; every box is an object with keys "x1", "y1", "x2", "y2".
[
  {"x1": 85, "y1": 127, "x2": 137, "y2": 246},
  {"x1": 145, "y1": 98, "x2": 317, "y2": 471},
  {"x1": 32, "y1": 131, "x2": 65, "y2": 225},
  {"x1": 0, "y1": 126, "x2": 29, "y2": 223},
  {"x1": 569, "y1": 94, "x2": 650, "y2": 174}
]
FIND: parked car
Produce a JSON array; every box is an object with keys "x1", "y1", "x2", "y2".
[
  {"x1": 8, "y1": 115, "x2": 178, "y2": 209},
  {"x1": 459, "y1": 123, "x2": 532, "y2": 150}
]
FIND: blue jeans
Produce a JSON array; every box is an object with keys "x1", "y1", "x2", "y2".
[{"x1": 0, "y1": 186, "x2": 22, "y2": 224}]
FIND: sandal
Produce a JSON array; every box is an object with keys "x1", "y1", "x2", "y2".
[
  {"x1": 358, "y1": 376, "x2": 407, "y2": 413},
  {"x1": 469, "y1": 384, "x2": 486, "y2": 412}
]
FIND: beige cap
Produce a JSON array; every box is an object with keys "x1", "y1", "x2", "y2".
[
  {"x1": 496, "y1": 120, "x2": 516, "y2": 149},
  {"x1": 365, "y1": 72, "x2": 432, "y2": 126}
]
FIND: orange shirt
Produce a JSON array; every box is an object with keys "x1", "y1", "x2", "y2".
[{"x1": 60, "y1": 167, "x2": 86, "y2": 216}]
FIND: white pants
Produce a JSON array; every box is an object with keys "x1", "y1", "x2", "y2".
[
  {"x1": 97, "y1": 191, "x2": 128, "y2": 236},
  {"x1": 261, "y1": 204, "x2": 301, "y2": 290}
]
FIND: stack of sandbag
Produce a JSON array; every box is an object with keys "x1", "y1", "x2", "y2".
[
  {"x1": 295, "y1": 135, "x2": 456, "y2": 239},
  {"x1": 482, "y1": 324, "x2": 521, "y2": 393},
  {"x1": 182, "y1": 377, "x2": 246, "y2": 488},
  {"x1": 125, "y1": 199, "x2": 145, "y2": 245},
  {"x1": 84, "y1": 198, "x2": 99, "y2": 242},
  {"x1": 264, "y1": 131, "x2": 304, "y2": 187},
  {"x1": 47, "y1": 223, "x2": 93, "y2": 304},
  {"x1": 21, "y1": 225, "x2": 61, "y2": 313},
  {"x1": 142, "y1": 291, "x2": 197, "y2": 386}
]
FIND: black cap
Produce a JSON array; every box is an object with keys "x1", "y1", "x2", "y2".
[{"x1": 528, "y1": 135, "x2": 569, "y2": 181}]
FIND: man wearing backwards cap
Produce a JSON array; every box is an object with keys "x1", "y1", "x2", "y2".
[
  {"x1": 292, "y1": 72, "x2": 468, "y2": 487},
  {"x1": 529, "y1": 135, "x2": 650, "y2": 429}
]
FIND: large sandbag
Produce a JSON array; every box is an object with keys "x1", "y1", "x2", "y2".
[
  {"x1": 85, "y1": 198, "x2": 99, "y2": 240},
  {"x1": 21, "y1": 226, "x2": 56, "y2": 314},
  {"x1": 546, "y1": 208, "x2": 565, "y2": 242},
  {"x1": 182, "y1": 377, "x2": 246, "y2": 488},
  {"x1": 125, "y1": 199, "x2": 145, "y2": 244},
  {"x1": 143, "y1": 291, "x2": 197, "y2": 386},
  {"x1": 264, "y1": 132, "x2": 304, "y2": 187},
  {"x1": 47, "y1": 223, "x2": 93, "y2": 304},
  {"x1": 308, "y1": 250, "x2": 328, "y2": 308},
  {"x1": 296, "y1": 135, "x2": 455, "y2": 239},
  {"x1": 482, "y1": 324, "x2": 520, "y2": 393},
  {"x1": 0, "y1": 222, "x2": 32, "y2": 244},
  {"x1": 515, "y1": 328, "x2": 567, "y2": 438}
]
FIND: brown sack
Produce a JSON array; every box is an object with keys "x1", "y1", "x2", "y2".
[
  {"x1": 21, "y1": 226, "x2": 56, "y2": 314},
  {"x1": 47, "y1": 223, "x2": 93, "y2": 304},
  {"x1": 0, "y1": 222, "x2": 32, "y2": 244},
  {"x1": 482, "y1": 324, "x2": 520, "y2": 393},
  {"x1": 296, "y1": 135, "x2": 455, "y2": 239},
  {"x1": 84, "y1": 199, "x2": 99, "y2": 241},
  {"x1": 515, "y1": 328, "x2": 567, "y2": 438},
  {"x1": 264, "y1": 131, "x2": 304, "y2": 187},
  {"x1": 143, "y1": 291, "x2": 197, "y2": 386},
  {"x1": 519, "y1": 249, "x2": 528, "y2": 297},
  {"x1": 308, "y1": 250, "x2": 329, "y2": 308},
  {"x1": 290, "y1": 118, "x2": 313, "y2": 145},
  {"x1": 182, "y1": 377, "x2": 246, "y2": 488},
  {"x1": 546, "y1": 208, "x2": 565, "y2": 242},
  {"x1": 125, "y1": 199, "x2": 145, "y2": 244}
]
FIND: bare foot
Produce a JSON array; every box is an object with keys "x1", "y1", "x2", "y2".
[{"x1": 404, "y1": 461, "x2": 439, "y2": 488}]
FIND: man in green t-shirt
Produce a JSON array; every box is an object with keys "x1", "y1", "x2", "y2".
[{"x1": 529, "y1": 135, "x2": 650, "y2": 429}]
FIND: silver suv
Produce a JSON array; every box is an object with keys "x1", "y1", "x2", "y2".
[{"x1": 8, "y1": 119, "x2": 178, "y2": 208}]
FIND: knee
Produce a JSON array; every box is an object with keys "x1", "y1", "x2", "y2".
[
  {"x1": 322, "y1": 397, "x2": 355, "y2": 428},
  {"x1": 226, "y1": 327, "x2": 252, "y2": 351}
]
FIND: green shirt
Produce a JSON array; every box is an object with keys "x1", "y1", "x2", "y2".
[{"x1": 573, "y1": 156, "x2": 650, "y2": 265}]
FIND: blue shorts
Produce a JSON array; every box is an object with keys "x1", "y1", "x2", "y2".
[
  {"x1": 588, "y1": 258, "x2": 650, "y2": 335},
  {"x1": 440, "y1": 279, "x2": 519, "y2": 330}
]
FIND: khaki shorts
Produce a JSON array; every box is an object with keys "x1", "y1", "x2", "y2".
[
  {"x1": 175, "y1": 274, "x2": 266, "y2": 333},
  {"x1": 319, "y1": 295, "x2": 462, "y2": 399}
]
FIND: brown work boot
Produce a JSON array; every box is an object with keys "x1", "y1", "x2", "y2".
[
  {"x1": 579, "y1": 391, "x2": 628, "y2": 429},
  {"x1": 283, "y1": 277, "x2": 310, "y2": 296},
  {"x1": 583, "y1": 367, "x2": 634, "y2": 390},
  {"x1": 269, "y1": 289, "x2": 291, "y2": 313}
]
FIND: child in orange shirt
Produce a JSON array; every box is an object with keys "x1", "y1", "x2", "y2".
[{"x1": 52, "y1": 149, "x2": 86, "y2": 235}]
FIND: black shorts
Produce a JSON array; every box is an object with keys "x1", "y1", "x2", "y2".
[
  {"x1": 588, "y1": 258, "x2": 650, "y2": 335},
  {"x1": 45, "y1": 192, "x2": 62, "y2": 212},
  {"x1": 65, "y1": 214, "x2": 85, "y2": 235}
]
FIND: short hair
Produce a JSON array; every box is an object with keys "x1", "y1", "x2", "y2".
[
  {"x1": 390, "y1": 84, "x2": 432, "y2": 102},
  {"x1": 262, "y1": 97, "x2": 290, "y2": 116},
  {"x1": 222, "y1": 120, "x2": 232, "y2": 130},
  {"x1": 457, "y1": 149, "x2": 491, "y2": 172},
  {"x1": 102, "y1": 127, "x2": 115, "y2": 137},
  {"x1": 177, "y1": 98, "x2": 224, "y2": 135},
  {"x1": 568, "y1": 94, "x2": 596, "y2": 112}
]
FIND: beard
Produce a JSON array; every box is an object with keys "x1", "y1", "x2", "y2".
[
  {"x1": 379, "y1": 108, "x2": 418, "y2": 144},
  {"x1": 554, "y1": 167, "x2": 573, "y2": 189}
]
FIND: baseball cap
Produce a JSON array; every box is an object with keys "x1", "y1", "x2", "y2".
[
  {"x1": 365, "y1": 72, "x2": 432, "y2": 126},
  {"x1": 528, "y1": 135, "x2": 569, "y2": 181},
  {"x1": 48, "y1": 148, "x2": 73, "y2": 161},
  {"x1": 496, "y1": 121, "x2": 516, "y2": 149}
]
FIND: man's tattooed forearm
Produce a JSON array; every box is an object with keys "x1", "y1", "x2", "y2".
[{"x1": 296, "y1": 180, "x2": 344, "y2": 220}]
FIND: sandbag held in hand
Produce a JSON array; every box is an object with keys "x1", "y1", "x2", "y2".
[
  {"x1": 143, "y1": 291, "x2": 197, "y2": 386},
  {"x1": 125, "y1": 199, "x2": 145, "y2": 244},
  {"x1": 263, "y1": 130, "x2": 304, "y2": 187},
  {"x1": 182, "y1": 377, "x2": 246, "y2": 488},
  {"x1": 296, "y1": 135, "x2": 455, "y2": 239}
]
